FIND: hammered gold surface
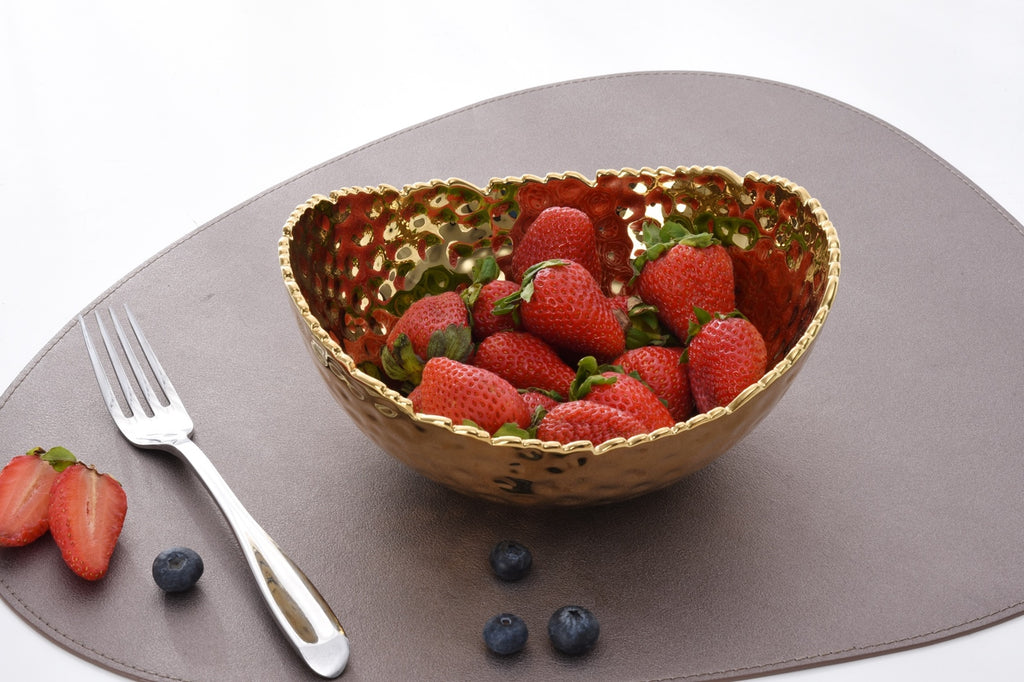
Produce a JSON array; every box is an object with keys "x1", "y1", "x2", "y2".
[{"x1": 279, "y1": 166, "x2": 840, "y2": 506}]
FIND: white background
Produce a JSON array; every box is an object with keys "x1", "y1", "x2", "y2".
[{"x1": 2, "y1": 1, "x2": 1023, "y2": 679}]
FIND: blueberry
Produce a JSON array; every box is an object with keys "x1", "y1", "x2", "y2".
[
  {"x1": 483, "y1": 612, "x2": 528, "y2": 655},
  {"x1": 547, "y1": 605, "x2": 599, "y2": 655},
  {"x1": 152, "y1": 547, "x2": 204, "y2": 592},
  {"x1": 489, "y1": 540, "x2": 532, "y2": 581}
]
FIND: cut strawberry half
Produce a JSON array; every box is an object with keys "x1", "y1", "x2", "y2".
[
  {"x1": 48, "y1": 462, "x2": 128, "y2": 581},
  {"x1": 0, "y1": 447, "x2": 77, "y2": 547}
]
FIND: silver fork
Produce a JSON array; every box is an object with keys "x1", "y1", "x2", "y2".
[{"x1": 79, "y1": 305, "x2": 349, "y2": 678}]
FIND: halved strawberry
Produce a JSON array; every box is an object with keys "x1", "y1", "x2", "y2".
[
  {"x1": 48, "y1": 462, "x2": 128, "y2": 581},
  {"x1": 0, "y1": 447, "x2": 77, "y2": 547}
]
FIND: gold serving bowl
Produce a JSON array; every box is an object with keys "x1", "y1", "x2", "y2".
[{"x1": 279, "y1": 166, "x2": 840, "y2": 507}]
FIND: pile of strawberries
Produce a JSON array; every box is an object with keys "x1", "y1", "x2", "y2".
[
  {"x1": 0, "y1": 446, "x2": 127, "y2": 580},
  {"x1": 378, "y1": 206, "x2": 768, "y2": 445}
]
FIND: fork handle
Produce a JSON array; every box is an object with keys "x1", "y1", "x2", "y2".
[{"x1": 171, "y1": 438, "x2": 349, "y2": 678}]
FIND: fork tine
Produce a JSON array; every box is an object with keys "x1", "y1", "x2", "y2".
[
  {"x1": 121, "y1": 305, "x2": 186, "y2": 411},
  {"x1": 94, "y1": 309, "x2": 150, "y2": 420},
  {"x1": 79, "y1": 313, "x2": 128, "y2": 420},
  {"x1": 109, "y1": 306, "x2": 168, "y2": 412}
]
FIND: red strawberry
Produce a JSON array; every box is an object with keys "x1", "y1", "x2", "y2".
[
  {"x1": 571, "y1": 357, "x2": 675, "y2": 433},
  {"x1": 0, "y1": 450, "x2": 60, "y2": 546},
  {"x1": 537, "y1": 400, "x2": 646, "y2": 445},
  {"x1": 470, "y1": 279, "x2": 521, "y2": 341},
  {"x1": 510, "y1": 206, "x2": 602, "y2": 284},
  {"x1": 412, "y1": 357, "x2": 531, "y2": 434},
  {"x1": 520, "y1": 390, "x2": 560, "y2": 415},
  {"x1": 385, "y1": 291, "x2": 470, "y2": 358},
  {"x1": 634, "y1": 218, "x2": 735, "y2": 339},
  {"x1": 381, "y1": 291, "x2": 472, "y2": 384},
  {"x1": 48, "y1": 462, "x2": 128, "y2": 581},
  {"x1": 494, "y1": 260, "x2": 625, "y2": 362},
  {"x1": 0, "y1": 447, "x2": 78, "y2": 547},
  {"x1": 614, "y1": 346, "x2": 694, "y2": 422},
  {"x1": 461, "y1": 256, "x2": 521, "y2": 341},
  {"x1": 473, "y1": 331, "x2": 575, "y2": 398},
  {"x1": 687, "y1": 309, "x2": 768, "y2": 412}
]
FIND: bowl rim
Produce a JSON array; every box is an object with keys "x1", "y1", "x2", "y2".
[{"x1": 278, "y1": 165, "x2": 841, "y2": 455}]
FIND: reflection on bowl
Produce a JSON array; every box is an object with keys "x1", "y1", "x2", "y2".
[{"x1": 279, "y1": 166, "x2": 840, "y2": 507}]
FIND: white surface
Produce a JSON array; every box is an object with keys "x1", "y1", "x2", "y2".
[{"x1": 2, "y1": 1, "x2": 1023, "y2": 680}]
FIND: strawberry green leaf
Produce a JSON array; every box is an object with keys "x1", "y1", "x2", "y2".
[
  {"x1": 526, "y1": 404, "x2": 549, "y2": 430},
  {"x1": 641, "y1": 215, "x2": 716, "y2": 250},
  {"x1": 685, "y1": 306, "x2": 714, "y2": 347},
  {"x1": 693, "y1": 305, "x2": 713, "y2": 326},
  {"x1": 518, "y1": 277, "x2": 535, "y2": 304},
  {"x1": 575, "y1": 355, "x2": 600, "y2": 377},
  {"x1": 490, "y1": 290, "x2": 520, "y2": 316},
  {"x1": 471, "y1": 255, "x2": 501, "y2": 285},
  {"x1": 569, "y1": 356, "x2": 619, "y2": 400},
  {"x1": 461, "y1": 284, "x2": 482, "y2": 309},
  {"x1": 492, "y1": 422, "x2": 534, "y2": 440},
  {"x1": 425, "y1": 324, "x2": 474, "y2": 364},
  {"x1": 624, "y1": 302, "x2": 677, "y2": 349},
  {"x1": 631, "y1": 216, "x2": 716, "y2": 281},
  {"x1": 686, "y1": 306, "x2": 748, "y2": 347},
  {"x1": 461, "y1": 256, "x2": 503, "y2": 308},
  {"x1": 669, "y1": 219, "x2": 715, "y2": 246},
  {"x1": 492, "y1": 258, "x2": 568, "y2": 313},
  {"x1": 640, "y1": 219, "x2": 666, "y2": 251},
  {"x1": 517, "y1": 259, "x2": 569, "y2": 302},
  {"x1": 380, "y1": 333, "x2": 426, "y2": 385},
  {"x1": 357, "y1": 361, "x2": 384, "y2": 381},
  {"x1": 40, "y1": 446, "x2": 78, "y2": 473}
]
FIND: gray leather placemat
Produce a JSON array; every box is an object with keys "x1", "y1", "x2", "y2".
[{"x1": 2, "y1": 71, "x2": 1023, "y2": 681}]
